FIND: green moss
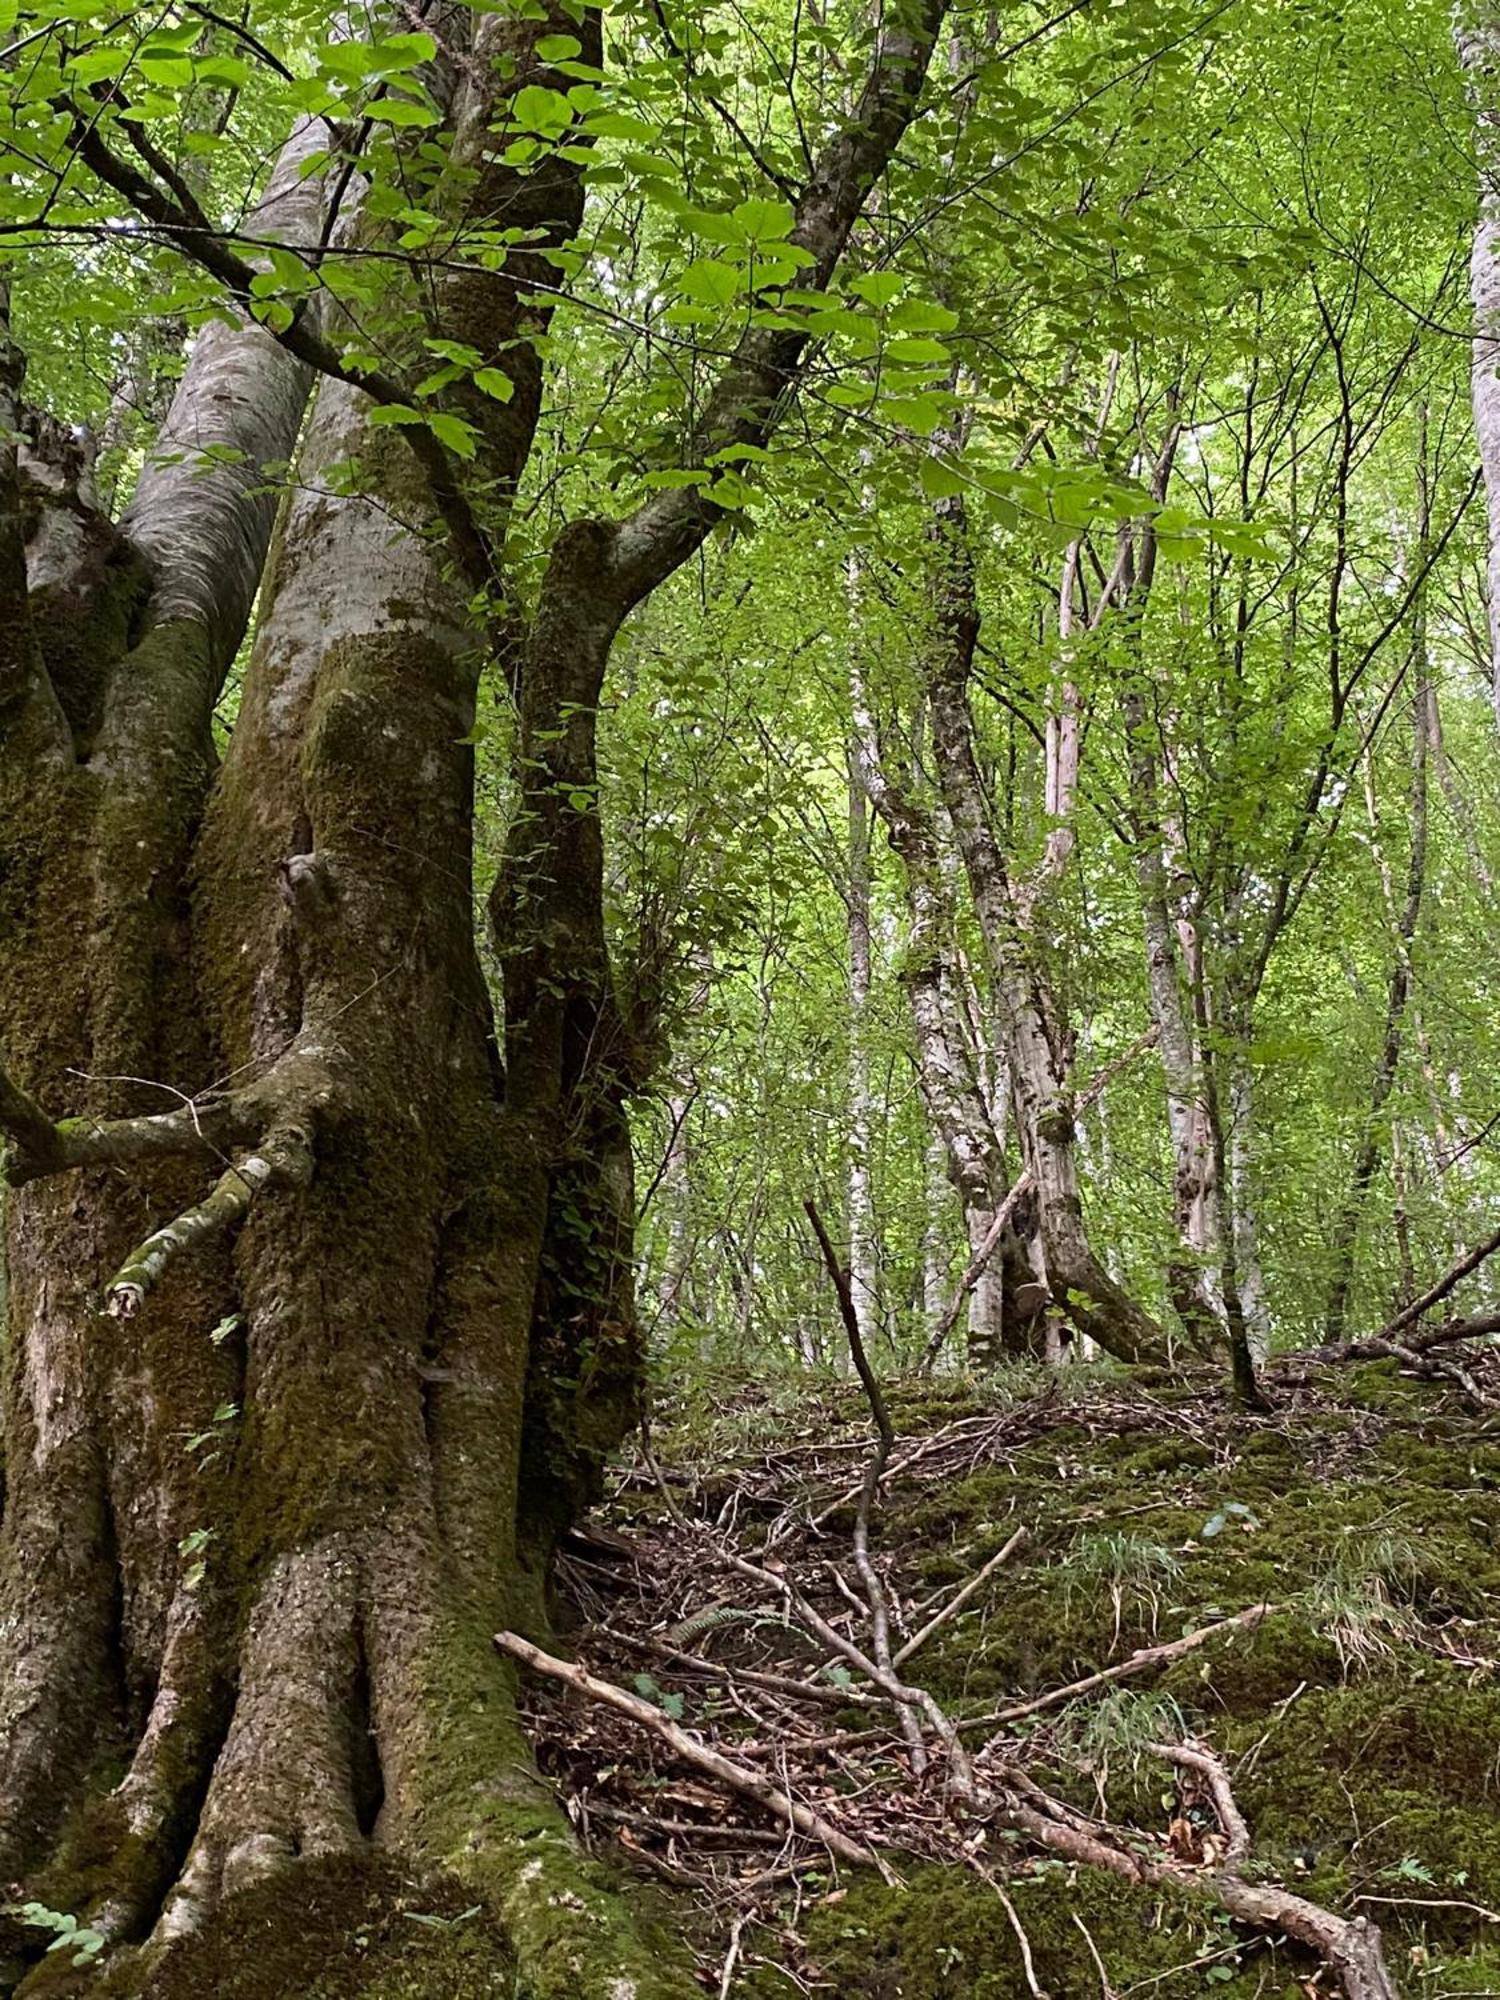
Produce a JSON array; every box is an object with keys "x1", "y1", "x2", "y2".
[
  {"x1": 785, "y1": 1865, "x2": 1299, "y2": 1998},
  {"x1": 104, "y1": 1857, "x2": 514, "y2": 2000},
  {"x1": 1230, "y1": 1678, "x2": 1500, "y2": 1927}
]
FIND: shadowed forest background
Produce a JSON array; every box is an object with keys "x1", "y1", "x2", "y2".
[{"x1": 5, "y1": 0, "x2": 1500, "y2": 1993}]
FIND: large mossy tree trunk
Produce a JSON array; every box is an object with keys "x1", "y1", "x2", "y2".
[{"x1": 0, "y1": 4, "x2": 951, "y2": 1993}]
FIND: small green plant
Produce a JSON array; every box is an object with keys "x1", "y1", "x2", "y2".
[
  {"x1": 1297, "y1": 1530, "x2": 1419, "y2": 1672},
  {"x1": 632, "y1": 1671, "x2": 686, "y2": 1721},
  {"x1": 177, "y1": 1525, "x2": 217, "y2": 1592},
  {"x1": 8, "y1": 1901, "x2": 106, "y2": 1968},
  {"x1": 1054, "y1": 1532, "x2": 1185, "y2": 1648}
]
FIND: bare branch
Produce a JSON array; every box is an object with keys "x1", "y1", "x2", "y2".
[
  {"x1": 893, "y1": 1525, "x2": 1027, "y2": 1669},
  {"x1": 971, "y1": 1603, "x2": 1274, "y2": 1737},
  {"x1": 105, "y1": 1123, "x2": 313, "y2": 1317}
]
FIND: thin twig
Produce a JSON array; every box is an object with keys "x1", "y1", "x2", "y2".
[{"x1": 893, "y1": 1525, "x2": 1028, "y2": 1668}]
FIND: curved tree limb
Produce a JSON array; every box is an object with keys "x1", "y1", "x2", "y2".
[{"x1": 104, "y1": 1122, "x2": 314, "y2": 1318}]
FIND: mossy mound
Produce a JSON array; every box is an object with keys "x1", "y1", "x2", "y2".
[
  {"x1": 103, "y1": 1859, "x2": 513, "y2": 2000},
  {"x1": 745, "y1": 1866, "x2": 1295, "y2": 1999}
]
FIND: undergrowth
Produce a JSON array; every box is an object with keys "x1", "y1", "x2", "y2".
[{"x1": 540, "y1": 1356, "x2": 1500, "y2": 1996}]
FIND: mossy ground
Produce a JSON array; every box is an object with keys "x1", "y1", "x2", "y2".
[
  {"x1": 602, "y1": 1357, "x2": 1500, "y2": 1996},
  {"x1": 104, "y1": 1859, "x2": 514, "y2": 2000}
]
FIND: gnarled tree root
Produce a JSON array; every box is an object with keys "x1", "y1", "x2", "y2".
[{"x1": 4, "y1": 1547, "x2": 700, "y2": 2000}]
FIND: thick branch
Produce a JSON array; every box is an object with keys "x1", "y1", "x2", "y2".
[
  {"x1": 104, "y1": 1123, "x2": 314, "y2": 1318},
  {"x1": 60, "y1": 102, "x2": 494, "y2": 591},
  {"x1": 0, "y1": 1070, "x2": 263, "y2": 1187},
  {"x1": 607, "y1": 0, "x2": 952, "y2": 608}
]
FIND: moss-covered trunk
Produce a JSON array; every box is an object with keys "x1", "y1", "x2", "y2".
[{"x1": 0, "y1": 249, "x2": 688, "y2": 2000}]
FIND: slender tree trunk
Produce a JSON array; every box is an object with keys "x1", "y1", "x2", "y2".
[
  {"x1": 1125, "y1": 685, "x2": 1224, "y2": 1354},
  {"x1": 845, "y1": 745, "x2": 882, "y2": 1347},
  {"x1": 919, "y1": 466, "x2": 1164, "y2": 1362},
  {"x1": 848, "y1": 678, "x2": 1033, "y2": 1364},
  {"x1": 1323, "y1": 441, "x2": 1433, "y2": 1346},
  {"x1": 1458, "y1": 0, "x2": 1500, "y2": 729},
  {"x1": 1322, "y1": 688, "x2": 1430, "y2": 1344},
  {"x1": 1228, "y1": 1053, "x2": 1272, "y2": 1358}
]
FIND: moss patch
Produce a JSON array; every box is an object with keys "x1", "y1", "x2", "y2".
[{"x1": 108, "y1": 1858, "x2": 513, "y2": 2000}]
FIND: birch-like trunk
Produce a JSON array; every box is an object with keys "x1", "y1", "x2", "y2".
[
  {"x1": 1460, "y1": 0, "x2": 1500, "y2": 728},
  {"x1": 920, "y1": 476, "x2": 1164, "y2": 1362},
  {"x1": 846, "y1": 743, "x2": 883, "y2": 1347}
]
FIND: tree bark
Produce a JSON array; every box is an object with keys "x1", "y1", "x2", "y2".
[
  {"x1": 0, "y1": 3, "x2": 953, "y2": 1986},
  {"x1": 1459, "y1": 0, "x2": 1500, "y2": 730}
]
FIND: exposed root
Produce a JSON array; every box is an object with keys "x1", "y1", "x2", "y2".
[
  {"x1": 87, "y1": 1587, "x2": 235, "y2": 1945},
  {"x1": 154, "y1": 1538, "x2": 363, "y2": 1942}
]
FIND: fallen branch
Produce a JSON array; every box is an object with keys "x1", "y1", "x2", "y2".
[
  {"x1": 997, "y1": 1787, "x2": 1399, "y2": 2000},
  {"x1": 893, "y1": 1525, "x2": 1028, "y2": 1668},
  {"x1": 1150, "y1": 1738, "x2": 1250, "y2": 1865},
  {"x1": 1375, "y1": 1221, "x2": 1500, "y2": 1343},
  {"x1": 971, "y1": 1603, "x2": 1273, "y2": 1737},
  {"x1": 607, "y1": 1627, "x2": 880, "y2": 1708},
  {"x1": 806, "y1": 1194, "x2": 927, "y2": 1774},
  {"x1": 494, "y1": 1630, "x2": 883, "y2": 1871}
]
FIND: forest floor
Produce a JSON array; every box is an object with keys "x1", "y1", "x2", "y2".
[{"x1": 521, "y1": 1352, "x2": 1500, "y2": 1999}]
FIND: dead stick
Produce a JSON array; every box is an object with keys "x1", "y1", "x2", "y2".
[
  {"x1": 495, "y1": 1630, "x2": 881, "y2": 1871},
  {"x1": 1375, "y1": 1220, "x2": 1500, "y2": 1341},
  {"x1": 894, "y1": 1525, "x2": 1028, "y2": 1668},
  {"x1": 974, "y1": 1603, "x2": 1272, "y2": 1737}
]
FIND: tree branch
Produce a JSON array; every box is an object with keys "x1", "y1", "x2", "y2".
[
  {"x1": 104, "y1": 1122, "x2": 313, "y2": 1317},
  {"x1": 920, "y1": 1172, "x2": 1036, "y2": 1373},
  {"x1": 57, "y1": 98, "x2": 495, "y2": 591},
  {"x1": 606, "y1": 0, "x2": 952, "y2": 609},
  {"x1": 0, "y1": 1069, "x2": 272, "y2": 1188}
]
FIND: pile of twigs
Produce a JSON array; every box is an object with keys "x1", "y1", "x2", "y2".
[{"x1": 497, "y1": 1225, "x2": 1463, "y2": 1998}]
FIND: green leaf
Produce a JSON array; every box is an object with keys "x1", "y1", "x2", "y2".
[
  {"x1": 733, "y1": 196, "x2": 795, "y2": 242},
  {"x1": 371, "y1": 97, "x2": 440, "y2": 128},
  {"x1": 429, "y1": 413, "x2": 480, "y2": 459},
  {"x1": 848, "y1": 271, "x2": 904, "y2": 307},
  {"x1": 473, "y1": 367, "x2": 514, "y2": 402},
  {"x1": 512, "y1": 84, "x2": 573, "y2": 135},
  {"x1": 373, "y1": 31, "x2": 437, "y2": 70},
  {"x1": 918, "y1": 457, "x2": 965, "y2": 500},
  {"x1": 677, "y1": 259, "x2": 742, "y2": 308}
]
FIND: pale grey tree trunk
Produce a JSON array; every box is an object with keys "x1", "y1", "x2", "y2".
[
  {"x1": 846, "y1": 742, "x2": 883, "y2": 1347},
  {"x1": 1459, "y1": 0, "x2": 1500, "y2": 728}
]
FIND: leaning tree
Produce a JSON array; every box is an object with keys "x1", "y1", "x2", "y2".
[{"x1": 0, "y1": 1, "x2": 952, "y2": 1989}]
